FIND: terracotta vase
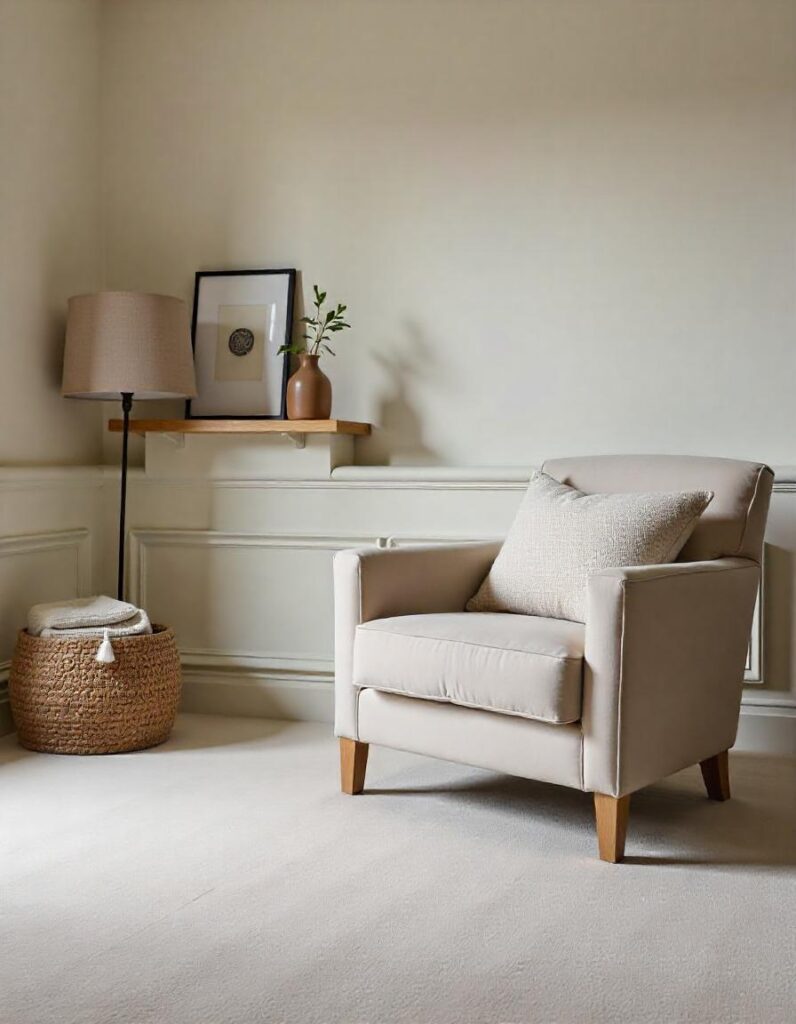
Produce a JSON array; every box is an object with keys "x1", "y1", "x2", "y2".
[{"x1": 286, "y1": 353, "x2": 332, "y2": 420}]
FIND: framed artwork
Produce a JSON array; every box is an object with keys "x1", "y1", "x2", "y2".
[{"x1": 186, "y1": 269, "x2": 296, "y2": 418}]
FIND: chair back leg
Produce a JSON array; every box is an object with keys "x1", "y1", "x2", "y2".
[{"x1": 700, "y1": 749, "x2": 731, "y2": 801}]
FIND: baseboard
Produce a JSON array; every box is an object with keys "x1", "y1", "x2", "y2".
[
  {"x1": 734, "y1": 703, "x2": 796, "y2": 756},
  {"x1": 180, "y1": 668, "x2": 334, "y2": 722}
]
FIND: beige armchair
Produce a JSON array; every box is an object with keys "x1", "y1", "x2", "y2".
[{"x1": 334, "y1": 456, "x2": 773, "y2": 862}]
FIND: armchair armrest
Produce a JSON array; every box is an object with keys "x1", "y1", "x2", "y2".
[
  {"x1": 334, "y1": 542, "x2": 500, "y2": 738},
  {"x1": 583, "y1": 557, "x2": 760, "y2": 797}
]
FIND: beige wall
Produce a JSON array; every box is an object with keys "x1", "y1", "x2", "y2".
[
  {"x1": 0, "y1": 0, "x2": 102, "y2": 465},
  {"x1": 101, "y1": 0, "x2": 795, "y2": 467},
  {"x1": 2, "y1": 1, "x2": 794, "y2": 748}
]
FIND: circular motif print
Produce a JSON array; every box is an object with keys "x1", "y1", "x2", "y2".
[{"x1": 228, "y1": 328, "x2": 255, "y2": 357}]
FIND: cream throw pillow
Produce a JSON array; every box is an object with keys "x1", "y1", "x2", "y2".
[{"x1": 467, "y1": 471, "x2": 713, "y2": 622}]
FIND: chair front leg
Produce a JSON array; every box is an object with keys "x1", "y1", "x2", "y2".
[
  {"x1": 340, "y1": 738, "x2": 369, "y2": 795},
  {"x1": 594, "y1": 793, "x2": 631, "y2": 863}
]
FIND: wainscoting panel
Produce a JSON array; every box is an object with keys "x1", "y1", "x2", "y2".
[
  {"x1": 0, "y1": 469, "x2": 103, "y2": 735},
  {"x1": 0, "y1": 529, "x2": 91, "y2": 664},
  {"x1": 113, "y1": 465, "x2": 796, "y2": 755},
  {"x1": 128, "y1": 529, "x2": 380, "y2": 671},
  {"x1": 0, "y1": 529, "x2": 92, "y2": 737}
]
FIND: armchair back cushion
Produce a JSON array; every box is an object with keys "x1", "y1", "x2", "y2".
[
  {"x1": 467, "y1": 471, "x2": 712, "y2": 622},
  {"x1": 542, "y1": 455, "x2": 773, "y2": 563}
]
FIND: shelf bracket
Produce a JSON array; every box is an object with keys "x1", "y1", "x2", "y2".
[{"x1": 282, "y1": 431, "x2": 306, "y2": 450}]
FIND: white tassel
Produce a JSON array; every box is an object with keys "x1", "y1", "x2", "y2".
[{"x1": 96, "y1": 629, "x2": 116, "y2": 664}]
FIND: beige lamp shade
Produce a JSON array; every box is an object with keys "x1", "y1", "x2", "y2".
[{"x1": 62, "y1": 291, "x2": 197, "y2": 400}]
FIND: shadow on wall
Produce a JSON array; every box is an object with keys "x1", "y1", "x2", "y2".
[{"x1": 361, "y1": 321, "x2": 441, "y2": 465}]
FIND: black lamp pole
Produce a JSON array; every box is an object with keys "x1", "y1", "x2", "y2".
[{"x1": 117, "y1": 392, "x2": 133, "y2": 601}]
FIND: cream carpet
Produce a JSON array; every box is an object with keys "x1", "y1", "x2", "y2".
[{"x1": 1, "y1": 714, "x2": 794, "y2": 1024}]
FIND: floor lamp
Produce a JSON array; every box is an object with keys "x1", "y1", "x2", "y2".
[{"x1": 62, "y1": 292, "x2": 197, "y2": 600}]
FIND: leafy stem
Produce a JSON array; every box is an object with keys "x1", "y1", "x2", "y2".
[{"x1": 278, "y1": 284, "x2": 351, "y2": 359}]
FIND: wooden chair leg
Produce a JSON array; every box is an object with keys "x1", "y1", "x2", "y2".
[
  {"x1": 340, "y1": 738, "x2": 369, "y2": 795},
  {"x1": 700, "y1": 749, "x2": 730, "y2": 801},
  {"x1": 594, "y1": 793, "x2": 630, "y2": 863}
]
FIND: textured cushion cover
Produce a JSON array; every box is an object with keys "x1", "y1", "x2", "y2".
[
  {"x1": 467, "y1": 471, "x2": 712, "y2": 622},
  {"x1": 353, "y1": 612, "x2": 584, "y2": 725}
]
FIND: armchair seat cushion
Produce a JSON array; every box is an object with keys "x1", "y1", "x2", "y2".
[{"x1": 353, "y1": 612, "x2": 584, "y2": 725}]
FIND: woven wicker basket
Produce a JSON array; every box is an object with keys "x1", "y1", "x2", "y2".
[{"x1": 8, "y1": 625, "x2": 181, "y2": 755}]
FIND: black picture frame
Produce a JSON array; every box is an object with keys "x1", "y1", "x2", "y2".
[{"x1": 186, "y1": 268, "x2": 296, "y2": 419}]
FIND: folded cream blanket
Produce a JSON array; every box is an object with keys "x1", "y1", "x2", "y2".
[
  {"x1": 27, "y1": 596, "x2": 153, "y2": 665},
  {"x1": 28, "y1": 596, "x2": 152, "y2": 638},
  {"x1": 40, "y1": 609, "x2": 152, "y2": 638}
]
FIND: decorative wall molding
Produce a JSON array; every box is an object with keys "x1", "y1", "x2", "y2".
[
  {"x1": 0, "y1": 467, "x2": 105, "y2": 491},
  {"x1": 181, "y1": 649, "x2": 333, "y2": 674},
  {"x1": 0, "y1": 528, "x2": 92, "y2": 627},
  {"x1": 123, "y1": 469, "x2": 529, "y2": 492},
  {"x1": 771, "y1": 467, "x2": 796, "y2": 491},
  {"x1": 129, "y1": 528, "x2": 382, "y2": 551},
  {"x1": 1, "y1": 463, "x2": 792, "y2": 488},
  {"x1": 127, "y1": 528, "x2": 383, "y2": 686},
  {"x1": 120, "y1": 463, "x2": 796, "y2": 493},
  {"x1": 0, "y1": 527, "x2": 91, "y2": 567},
  {"x1": 127, "y1": 528, "x2": 383, "y2": 614},
  {"x1": 332, "y1": 464, "x2": 796, "y2": 491}
]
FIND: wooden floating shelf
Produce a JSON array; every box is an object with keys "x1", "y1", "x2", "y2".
[{"x1": 108, "y1": 418, "x2": 371, "y2": 438}]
